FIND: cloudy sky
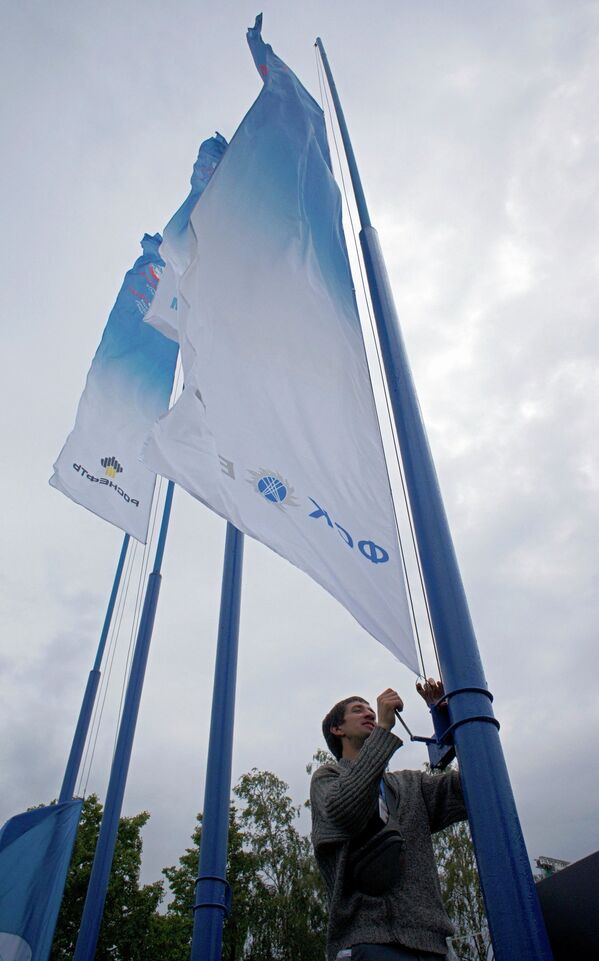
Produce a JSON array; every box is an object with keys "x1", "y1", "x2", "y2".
[{"x1": 2, "y1": 0, "x2": 598, "y2": 905}]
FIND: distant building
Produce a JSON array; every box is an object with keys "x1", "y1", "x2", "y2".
[
  {"x1": 535, "y1": 855, "x2": 571, "y2": 878},
  {"x1": 535, "y1": 850, "x2": 599, "y2": 958}
]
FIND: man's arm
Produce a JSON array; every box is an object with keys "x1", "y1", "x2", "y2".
[
  {"x1": 311, "y1": 689, "x2": 404, "y2": 837},
  {"x1": 311, "y1": 725, "x2": 402, "y2": 837},
  {"x1": 420, "y1": 768, "x2": 467, "y2": 832}
]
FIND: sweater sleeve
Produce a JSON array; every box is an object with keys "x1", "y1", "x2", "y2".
[
  {"x1": 310, "y1": 726, "x2": 402, "y2": 842},
  {"x1": 420, "y1": 768, "x2": 467, "y2": 832}
]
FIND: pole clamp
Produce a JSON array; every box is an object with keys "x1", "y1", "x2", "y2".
[
  {"x1": 432, "y1": 686, "x2": 499, "y2": 743},
  {"x1": 194, "y1": 874, "x2": 233, "y2": 917},
  {"x1": 432, "y1": 685, "x2": 494, "y2": 707},
  {"x1": 441, "y1": 713, "x2": 500, "y2": 741}
]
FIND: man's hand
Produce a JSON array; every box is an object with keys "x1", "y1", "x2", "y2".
[
  {"x1": 376, "y1": 688, "x2": 404, "y2": 731},
  {"x1": 416, "y1": 677, "x2": 446, "y2": 707}
]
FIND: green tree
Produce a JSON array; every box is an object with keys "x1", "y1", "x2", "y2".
[
  {"x1": 159, "y1": 804, "x2": 255, "y2": 961},
  {"x1": 305, "y1": 748, "x2": 335, "y2": 781},
  {"x1": 50, "y1": 794, "x2": 163, "y2": 961},
  {"x1": 159, "y1": 768, "x2": 328, "y2": 961},
  {"x1": 234, "y1": 769, "x2": 327, "y2": 961},
  {"x1": 51, "y1": 764, "x2": 328, "y2": 960}
]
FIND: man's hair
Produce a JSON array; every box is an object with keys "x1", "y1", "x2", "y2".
[{"x1": 322, "y1": 696, "x2": 368, "y2": 760}]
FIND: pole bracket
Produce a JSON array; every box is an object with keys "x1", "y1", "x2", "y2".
[
  {"x1": 395, "y1": 687, "x2": 498, "y2": 770},
  {"x1": 194, "y1": 874, "x2": 232, "y2": 918}
]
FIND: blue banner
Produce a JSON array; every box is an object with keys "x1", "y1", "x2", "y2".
[{"x1": 0, "y1": 800, "x2": 82, "y2": 961}]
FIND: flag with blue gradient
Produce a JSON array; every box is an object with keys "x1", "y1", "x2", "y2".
[
  {"x1": 144, "y1": 133, "x2": 228, "y2": 343},
  {"x1": 0, "y1": 801, "x2": 82, "y2": 961},
  {"x1": 50, "y1": 235, "x2": 179, "y2": 543},
  {"x1": 142, "y1": 17, "x2": 418, "y2": 670}
]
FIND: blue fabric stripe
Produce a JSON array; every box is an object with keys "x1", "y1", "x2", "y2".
[{"x1": 0, "y1": 801, "x2": 82, "y2": 961}]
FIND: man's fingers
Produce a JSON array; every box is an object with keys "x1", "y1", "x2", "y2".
[
  {"x1": 377, "y1": 689, "x2": 404, "y2": 711},
  {"x1": 378, "y1": 689, "x2": 402, "y2": 701},
  {"x1": 376, "y1": 688, "x2": 404, "y2": 730},
  {"x1": 416, "y1": 677, "x2": 445, "y2": 705}
]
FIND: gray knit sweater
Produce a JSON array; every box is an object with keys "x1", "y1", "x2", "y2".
[{"x1": 310, "y1": 726, "x2": 466, "y2": 961}]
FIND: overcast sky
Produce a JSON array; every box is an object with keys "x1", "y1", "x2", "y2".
[{"x1": 2, "y1": 0, "x2": 598, "y2": 901}]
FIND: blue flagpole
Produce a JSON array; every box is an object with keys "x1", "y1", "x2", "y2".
[
  {"x1": 316, "y1": 38, "x2": 553, "y2": 961},
  {"x1": 58, "y1": 533, "x2": 130, "y2": 804},
  {"x1": 72, "y1": 482, "x2": 175, "y2": 961},
  {"x1": 191, "y1": 523, "x2": 244, "y2": 961}
]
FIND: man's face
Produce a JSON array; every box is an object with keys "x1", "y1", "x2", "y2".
[{"x1": 332, "y1": 699, "x2": 376, "y2": 745}]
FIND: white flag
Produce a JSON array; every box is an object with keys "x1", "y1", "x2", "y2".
[
  {"x1": 50, "y1": 235, "x2": 178, "y2": 543},
  {"x1": 144, "y1": 133, "x2": 227, "y2": 344},
  {"x1": 142, "y1": 18, "x2": 418, "y2": 670}
]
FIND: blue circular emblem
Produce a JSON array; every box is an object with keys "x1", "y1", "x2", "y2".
[{"x1": 257, "y1": 475, "x2": 287, "y2": 503}]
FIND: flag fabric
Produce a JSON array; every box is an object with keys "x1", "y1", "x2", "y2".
[
  {"x1": 50, "y1": 235, "x2": 179, "y2": 543},
  {"x1": 144, "y1": 133, "x2": 228, "y2": 343},
  {"x1": 0, "y1": 800, "x2": 82, "y2": 961},
  {"x1": 142, "y1": 261, "x2": 179, "y2": 343},
  {"x1": 142, "y1": 16, "x2": 418, "y2": 670}
]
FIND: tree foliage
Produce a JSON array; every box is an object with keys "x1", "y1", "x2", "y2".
[
  {"x1": 158, "y1": 804, "x2": 256, "y2": 961},
  {"x1": 51, "y1": 767, "x2": 327, "y2": 961},
  {"x1": 50, "y1": 794, "x2": 163, "y2": 961},
  {"x1": 158, "y1": 769, "x2": 327, "y2": 961},
  {"x1": 232, "y1": 768, "x2": 327, "y2": 960}
]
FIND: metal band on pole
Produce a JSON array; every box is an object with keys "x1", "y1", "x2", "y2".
[
  {"x1": 316, "y1": 36, "x2": 553, "y2": 961},
  {"x1": 190, "y1": 523, "x2": 244, "y2": 961},
  {"x1": 73, "y1": 482, "x2": 175, "y2": 961},
  {"x1": 59, "y1": 533, "x2": 130, "y2": 804}
]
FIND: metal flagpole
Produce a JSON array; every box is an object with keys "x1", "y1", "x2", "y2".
[
  {"x1": 190, "y1": 522, "x2": 244, "y2": 961},
  {"x1": 315, "y1": 37, "x2": 553, "y2": 961},
  {"x1": 58, "y1": 533, "x2": 130, "y2": 804},
  {"x1": 72, "y1": 481, "x2": 175, "y2": 961}
]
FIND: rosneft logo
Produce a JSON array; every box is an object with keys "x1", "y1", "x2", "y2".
[
  {"x1": 101, "y1": 456, "x2": 123, "y2": 479},
  {"x1": 71, "y1": 457, "x2": 139, "y2": 508}
]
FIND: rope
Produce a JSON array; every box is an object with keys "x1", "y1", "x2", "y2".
[
  {"x1": 111, "y1": 474, "x2": 166, "y2": 762},
  {"x1": 77, "y1": 539, "x2": 134, "y2": 795},
  {"x1": 78, "y1": 341, "x2": 183, "y2": 792},
  {"x1": 315, "y1": 47, "x2": 439, "y2": 678},
  {"x1": 78, "y1": 537, "x2": 138, "y2": 797},
  {"x1": 111, "y1": 353, "x2": 182, "y2": 759}
]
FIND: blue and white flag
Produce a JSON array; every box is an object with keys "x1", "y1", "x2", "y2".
[
  {"x1": 144, "y1": 133, "x2": 228, "y2": 343},
  {"x1": 143, "y1": 17, "x2": 418, "y2": 670},
  {"x1": 50, "y1": 235, "x2": 179, "y2": 543},
  {"x1": 0, "y1": 800, "x2": 82, "y2": 961}
]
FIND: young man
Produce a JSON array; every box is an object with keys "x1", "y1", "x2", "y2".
[{"x1": 310, "y1": 681, "x2": 467, "y2": 961}]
